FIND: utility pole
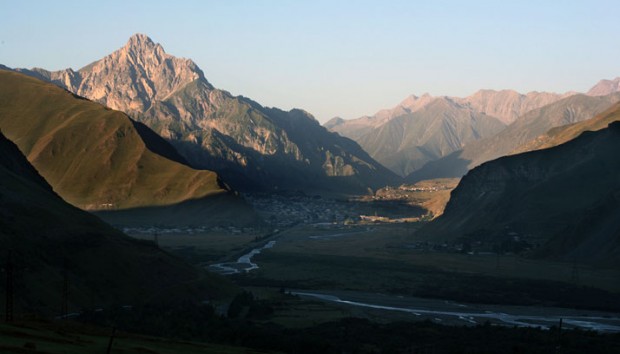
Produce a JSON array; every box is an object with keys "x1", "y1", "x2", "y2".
[
  {"x1": 106, "y1": 327, "x2": 116, "y2": 354},
  {"x1": 555, "y1": 318, "x2": 563, "y2": 354},
  {"x1": 61, "y1": 265, "x2": 68, "y2": 320},
  {"x1": 5, "y1": 251, "x2": 14, "y2": 322}
]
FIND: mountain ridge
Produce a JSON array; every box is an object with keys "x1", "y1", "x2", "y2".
[
  {"x1": 11, "y1": 34, "x2": 398, "y2": 194},
  {"x1": 406, "y1": 92, "x2": 620, "y2": 182},
  {"x1": 325, "y1": 89, "x2": 574, "y2": 176}
]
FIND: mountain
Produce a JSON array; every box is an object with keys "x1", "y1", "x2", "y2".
[
  {"x1": 14, "y1": 34, "x2": 398, "y2": 194},
  {"x1": 407, "y1": 93, "x2": 620, "y2": 182},
  {"x1": 456, "y1": 89, "x2": 573, "y2": 125},
  {"x1": 587, "y1": 77, "x2": 620, "y2": 96},
  {"x1": 325, "y1": 90, "x2": 570, "y2": 177},
  {"x1": 0, "y1": 70, "x2": 258, "y2": 226},
  {"x1": 325, "y1": 93, "x2": 435, "y2": 140},
  {"x1": 0, "y1": 131, "x2": 233, "y2": 315},
  {"x1": 418, "y1": 119, "x2": 620, "y2": 267},
  {"x1": 516, "y1": 101, "x2": 620, "y2": 153},
  {"x1": 355, "y1": 97, "x2": 506, "y2": 176}
]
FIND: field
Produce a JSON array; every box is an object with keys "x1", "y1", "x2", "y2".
[
  {"x1": 246, "y1": 224, "x2": 620, "y2": 290},
  {"x1": 127, "y1": 230, "x2": 260, "y2": 264},
  {"x1": 224, "y1": 223, "x2": 620, "y2": 313}
]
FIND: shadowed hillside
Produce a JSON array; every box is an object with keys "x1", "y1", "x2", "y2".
[
  {"x1": 419, "y1": 118, "x2": 620, "y2": 267},
  {"x1": 0, "y1": 131, "x2": 235, "y2": 316}
]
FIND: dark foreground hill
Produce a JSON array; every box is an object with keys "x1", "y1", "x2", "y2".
[
  {"x1": 0, "y1": 131, "x2": 234, "y2": 316},
  {"x1": 0, "y1": 70, "x2": 259, "y2": 227},
  {"x1": 419, "y1": 118, "x2": 620, "y2": 267}
]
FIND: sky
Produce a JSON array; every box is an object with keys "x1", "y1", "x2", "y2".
[{"x1": 1, "y1": 0, "x2": 620, "y2": 123}]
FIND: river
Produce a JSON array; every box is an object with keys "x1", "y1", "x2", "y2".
[
  {"x1": 209, "y1": 240, "x2": 276, "y2": 275},
  {"x1": 207, "y1": 237, "x2": 620, "y2": 333},
  {"x1": 291, "y1": 290, "x2": 620, "y2": 333}
]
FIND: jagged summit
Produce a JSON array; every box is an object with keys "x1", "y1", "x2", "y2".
[
  {"x1": 71, "y1": 33, "x2": 210, "y2": 112},
  {"x1": 121, "y1": 33, "x2": 169, "y2": 64},
  {"x1": 125, "y1": 33, "x2": 156, "y2": 48}
]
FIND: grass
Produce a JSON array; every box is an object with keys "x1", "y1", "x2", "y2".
[
  {"x1": 261, "y1": 224, "x2": 620, "y2": 292},
  {"x1": 231, "y1": 224, "x2": 620, "y2": 311},
  {"x1": 0, "y1": 70, "x2": 228, "y2": 211},
  {"x1": 0, "y1": 321, "x2": 272, "y2": 354},
  {"x1": 128, "y1": 231, "x2": 259, "y2": 263}
]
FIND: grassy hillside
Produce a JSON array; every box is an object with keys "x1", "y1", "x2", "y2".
[{"x1": 0, "y1": 70, "x2": 258, "y2": 226}]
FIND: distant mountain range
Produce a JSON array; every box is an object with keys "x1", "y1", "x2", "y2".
[
  {"x1": 407, "y1": 93, "x2": 620, "y2": 182},
  {"x1": 328, "y1": 75, "x2": 620, "y2": 179},
  {"x1": 351, "y1": 98, "x2": 506, "y2": 177},
  {"x1": 0, "y1": 70, "x2": 258, "y2": 227},
  {"x1": 10, "y1": 34, "x2": 397, "y2": 194},
  {"x1": 0, "y1": 130, "x2": 232, "y2": 314},
  {"x1": 419, "y1": 106, "x2": 620, "y2": 267},
  {"x1": 326, "y1": 89, "x2": 576, "y2": 177}
]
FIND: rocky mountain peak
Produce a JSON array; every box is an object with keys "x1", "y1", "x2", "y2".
[
  {"x1": 71, "y1": 34, "x2": 209, "y2": 113},
  {"x1": 122, "y1": 33, "x2": 166, "y2": 60},
  {"x1": 587, "y1": 77, "x2": 620, "y2": 96},
  {"x1": 126, "y1": 33, "x2": 156, "y2": 48},
  {"x1": 399, "y1": 93, "x2": 434, "y2": 111}
]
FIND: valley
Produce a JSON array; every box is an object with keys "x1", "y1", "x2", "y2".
[{"x1": 2, "y1": 19, "x2": 620, "y2": 353}]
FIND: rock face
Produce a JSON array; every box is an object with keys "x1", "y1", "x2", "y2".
[
  {"x1": 326, "y1": 90, "x2": 571, "y2": 177},
  {"x1": 419, "y1": 118, "x2": 620, "y2": 267},
  {"x1": 18, "y1": 34, "x2": 397, "y2": 193}
]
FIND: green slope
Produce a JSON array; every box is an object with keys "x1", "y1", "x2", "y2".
[
  {"x1": 0, "y1": 131, "x2": 235, "y2": 316},
  {"x1": 0, "y1": 70, "x2": 258, "y2": 226}
]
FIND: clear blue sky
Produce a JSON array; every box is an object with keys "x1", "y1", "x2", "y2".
[{"x1": 1, "y1": 0, "x2": 619, "y2": 122}]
